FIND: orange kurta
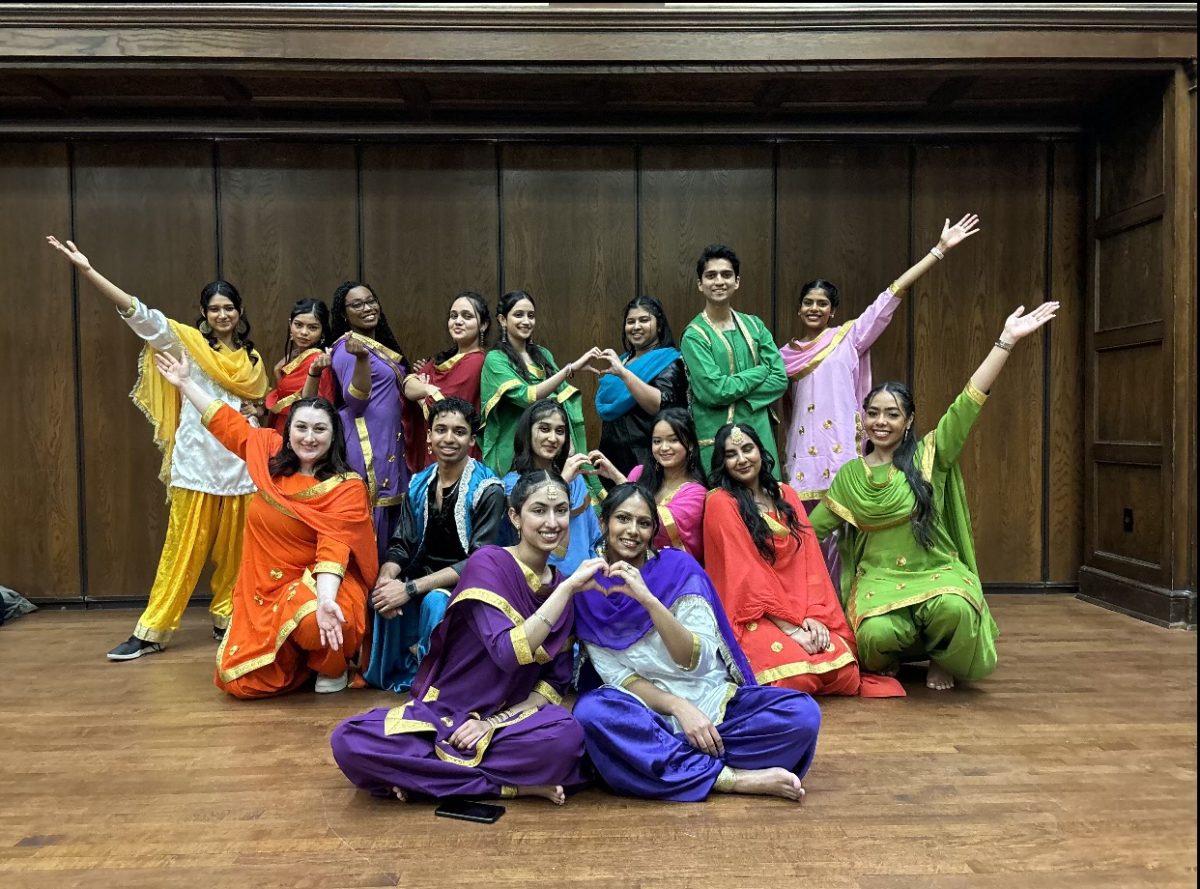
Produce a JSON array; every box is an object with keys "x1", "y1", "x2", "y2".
[
  {"x1": 203, "y1": 404, "x2": 379, "y2": 699},
  {"x1": 703, "y1": 485, "x2": 865, "y2": 696}
]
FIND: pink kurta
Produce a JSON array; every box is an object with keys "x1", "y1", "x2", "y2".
[{"x1": 779, "y1": 288, "x2": 900, "y2": 501}]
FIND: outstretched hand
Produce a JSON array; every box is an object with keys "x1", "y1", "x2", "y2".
[
  {"x1": 46, "y1": 236, "x2": 92, "y2": 272},
  {"x1": 1001, "y1": 301, "x2": 1059, "y2": 343},
  {"x1": 938, "y1": 213, "x2": 981, "y2": 252},
  {"x1": 153, "y1": 351, "x2": 192, "y2": 389},
  {"x1": 316, "y1": 598, "x2": 346, "y2": 651}
]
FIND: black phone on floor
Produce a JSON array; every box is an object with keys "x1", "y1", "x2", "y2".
[{"x1": 434, "y1": 799, "x2": 506, "y2": 823}]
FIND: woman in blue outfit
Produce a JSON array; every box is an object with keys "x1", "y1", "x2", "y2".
[{"x1": 572, "y1": 483, "x2": 821, "y2": 802}]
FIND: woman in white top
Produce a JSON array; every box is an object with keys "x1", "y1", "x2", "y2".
[
  {"x1": 47, "y1": 236, "x2": 269, "y2": 660},
  {"x1": 572, "y1": 483, "x2": 821, "y2": 802}
]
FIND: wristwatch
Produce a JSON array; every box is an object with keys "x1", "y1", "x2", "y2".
[{"x1": 404, "y1": 580, "x2": 418, "y2": 598}]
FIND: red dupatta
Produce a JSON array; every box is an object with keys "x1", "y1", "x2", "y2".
[
  {"x1": 402, "y1": 350, "x2": 486, "y2": 470},
  {"x1": 265, "y1": 349, "x2": 336, "y2": 435}
]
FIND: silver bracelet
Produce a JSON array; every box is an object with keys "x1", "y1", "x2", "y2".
[
  {"x1": 994, "y1": 338, "x2": 1014, "y2": 352},
  {"x1": 929, "y1": 246, "x2": 945, "y2": 261},
  {"x1": 530, "y1": 611, "x2": 554, "y2": 629}
]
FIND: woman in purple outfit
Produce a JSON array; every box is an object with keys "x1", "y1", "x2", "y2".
[
  {"x1": 572, "y1": 483, "x2": 820, "y2": 803},
  {"x1": 330, "y1": 470, "x2": 597, "y2": 805}
]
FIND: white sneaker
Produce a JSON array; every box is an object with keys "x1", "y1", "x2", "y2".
[{"x1": 314, "y1": 671, "x2": 349, "y2": 694}]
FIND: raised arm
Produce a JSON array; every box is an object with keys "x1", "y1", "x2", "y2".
[
  {"x1": 154, "y1": 351, "x2": 217, "y2": 417},
  {"x1": 891, "y1": 213, "x2": 981, "y2": 295},
  {"x1": 46, "y1": 236, "x2": 136, "y2": 314},
  {"x1": 970, "y1": 301, "x2": 1059, "y2": 395}
]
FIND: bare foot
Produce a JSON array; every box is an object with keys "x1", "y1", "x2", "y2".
[
  {"x1": 730, "y1": 767, "x2": 806, "y2": 802},
  {"x1": 926, "y1": 662, "x2": 955, "y2": 691},
  {"x1": 390, "y1": 785, "x2": 409, "y2": 802},
  {"x1": 515, "y1": 784, "x2": 566, "y2": 805}
]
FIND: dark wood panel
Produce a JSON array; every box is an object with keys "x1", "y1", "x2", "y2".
[
  {"x1": 73, "y1": 142, "x2": 217, "y2": 599},
  {"x1": 912, "y1": 143, "x2": 1047, "y2": 582},
  {"x1": 361, "y1": 144, "x2": 498, "y2": 367},
  {"x1": 640, "y1": 144, "x2": 774, "y2": 337},
  {"x1": 501, "y1": 144, "x2": 637, "y2": 446},
  {"x1": 1097, "y1": 94, "x2": 1165, "y2": 218},
  {"x1": 1094, "y1": 344, "x2": 1165, "y2": 444},
  {"x1": 218, "y1": 142, "x2": 358, "y2": 373},
  {"x1": 776, "y1": 143, "x2": 911, "y2": 385},
  {"x1": 0, "y1": 143, "x2": 78, "y2": 598},
  {"x1": 1048, "y1": 141, "x2": 1086, "y2": 583},
  {"x1": 1096, "y1": 218, "x2": 1164, "y2": 331},
  {"x1": 1094, "y1": 464, "x2": 1164, "y2": 570}
]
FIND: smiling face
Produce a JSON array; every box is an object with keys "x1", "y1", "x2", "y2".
[
  {"x1": 342, "y1": 285, "x2": 379, "y2": 333},
  {"x1": 500, "y1": 298, "x2": 536, "y2": 346},
  {"x1": 722, "y1": 432, "x2": 762, "y2": 487},
  {"x1": 624, "y1": 306, "x2": 659, "y2": 354},
  {"x1": 510, "y1": 484, "x2": 570, "y2": 554},
  {"x1": 288, "y1": 405, "x2": 335, "y2": 471},
  {"x1": 697, "y1": 259, "x2": 740, "y2": 307},
  {"x1": 798, "y1": 288, "x2": 835, "y2": 334},
  {"x1": 289, "y1": 311, "x2": 324, "y2": 351},
  {"x1": 603, "y1": 493, "x2": 655, "y2": 566},
  {"x1": 204, "y1": 294, "x2": 240, "y2": 340},
  {"x1": 428, "y1": 409, "x2": 474, "y2": 467},
  {"x1": 650, "y1": 419, "x2": 688, "y2": 474},
  {"x1": 447, "y1": 297, "x2": 483, "y2": 349},
  {"x1": 864, "y1": 389, "x2": 912, "y2": 454},
  {"x1": 529, "y1": 409, "x2": 568, "y2": 467}
]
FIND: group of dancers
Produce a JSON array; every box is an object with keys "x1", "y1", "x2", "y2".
[{"x1": 45, "y1": 211, "x2": 1059, "y2": 804}]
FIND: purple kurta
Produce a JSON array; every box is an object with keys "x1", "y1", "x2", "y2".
[
  {"x1": 330, "y1": 545, "x2": 586, "y2": 800},
  {"x1": 330, "y1": 333, "x2": 409, "y2": 557},
  {"x1": 780, "y1": 288, "x2": 900, "y2": 502}
]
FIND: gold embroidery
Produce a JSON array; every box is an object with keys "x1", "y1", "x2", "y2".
[
  {"x1": 292, "y1": 472, "x2": 360, "y2": 500},
  {"x1": 347, "y1": 382, "x2": 371, "y2": 401},
  {"x1": 822, "y1": 469, "x2": 830, "y2": 479},
  {"x1": 533, "y1": 680, "x2": 562, "y2": 706},
  {"x1": 896, "y1": 583, "x2": 907, "y2": 590},
  {"x1": 771, "y1": 641, "x2": 784, "y2": 653},
  {"x1": 808, "y1": 446, "x2": 818, "y2": 456},
  {"x1": 354, "y1": 417, "x2": 378, "y2": 504},
  {"x1": 482, "y1": 378, "x2": 524, "y2": 418},
  {"x1": 423, "y1": 686, "x2": 440, "y2": 702},
  {"x1": 965, "y1": 381, "x2": 988, "y2": 406},
  {"x1": 823, "y1": 419, "x2": 833, "y2": 429},
  {"x1": 269, "y1": 568, "x2": 284, "y2": 580},
  {"x1": 313, "y1": 561, "x2": 345, "y2": 578},
  {"x1": 832, "y1": 443, "x2": 843, "y2": 454},
  {"x1": 799, "y1": 426, "x2": 805, "y2": 436},
  {"x1": 806, "y1": 404, "x2": 815, "y2": 413},
  {"x1": 714, "y1": 766, "x2": 736, "y2": 792},
  {"x1": 684, "y1": 633, "x2": 702, "y2": 672},
  {"x1": 383, "y1": 702, "x2": 436, "y2": 735},
  {"x1": 747, "y1": 621, "x2": 758, "y2": 632},
  {"x1": 755, "y1": 649, "x2": 857, "y2": 684},
  {"x1": 896, "y1": 556, "x2": 907, "y2": 567},
  {"x1": 787, "y1": 322, "x2": 854, "y2": 382}
]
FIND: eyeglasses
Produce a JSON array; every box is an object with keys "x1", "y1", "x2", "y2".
[{"x1": 345, "y1": 297, "x2": 379, "y2": 311}]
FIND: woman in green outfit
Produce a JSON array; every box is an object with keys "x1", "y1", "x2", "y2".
[
  {"x1": 480, "y1": 290, "x2": 605, "y2": 501},
  {"x1": 807, "y1": 300, "x2": 1059, "y2": 691}
]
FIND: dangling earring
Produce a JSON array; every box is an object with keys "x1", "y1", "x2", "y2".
[
  {"x1": 236, "y1": 319, "x2": 249, "y2": 336},
  {"x1": 198, "y1": 320, "x2": 212, "y2": 335},
  {"x1": 500, "y1": 325, "x2": 508, "y2": 343}
]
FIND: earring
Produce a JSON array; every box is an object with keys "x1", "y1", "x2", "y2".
[
  {"x1": 236, "y1": 319, "x2": 249, "y2": 336},
  {"x1": 198, "y1": 320, "x2": 212, "y2": 335}
]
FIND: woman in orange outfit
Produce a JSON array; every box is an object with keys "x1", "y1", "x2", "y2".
[{"x1": 154, "y1": 349, "x2": 378, "y2": 698}]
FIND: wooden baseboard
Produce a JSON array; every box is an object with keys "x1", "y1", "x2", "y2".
[{"x1": 1077, "y1": 566, "x2": 1197, "y2": 629}]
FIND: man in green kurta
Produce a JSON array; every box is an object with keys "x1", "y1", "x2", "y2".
[{"x1": 680, "y1": 244, "x2": 789, "y2": 479}]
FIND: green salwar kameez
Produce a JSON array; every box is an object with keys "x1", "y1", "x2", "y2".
[
  {"x1": 679, "y1": 311, "x2": 789, "y2": 480},
  {"x1": 808, "y1": 383, "x2": 999, "y2": 681},
  {"x1": 479, "y1": 348, "x2": 605, "y2": 503}
]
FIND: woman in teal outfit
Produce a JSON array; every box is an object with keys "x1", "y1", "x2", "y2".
[{"x1": 808, "y1": 301, "x2": 1058, "y2": 691}]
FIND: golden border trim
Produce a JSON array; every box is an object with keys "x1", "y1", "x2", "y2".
[
  {"x1": 354, "y1": 416, "x2": 378, "y2": 503},
  {"x1": 787, "y1": 322, "x2": 853, "y2": 382},
  {"x1": 848, "y1": 585, "x2": 984, "y2": 629},
  {"x1": 291, "y1": 472, "x2": 360, "y2": 500},
  {"x1": 216, "y1": 583, "x2": 320, "y2": 682},
  {"x1": 313, "y1": 560, "x2": 345, "y2": 578},
  {"x1": 347, "y1": 382, "x2": 371, "y2": 401},
  {"x1": 533, "y1": 680, "x2": 562, "y2": 706},
  {"x1": 434, "y1": 707, "x2": 538, "y2": 768},
  {"x1": 256, "y1": 489, "x2": 300, "y2": 520},
  {"x1": 754, "y1": 650, "x2": 856, "y2": 684},
  {"x1": 965, "y1": 380, "x2": 989, "y2": 406},
  {"x1": 482, "y1": 378, "x2": 523, "y2": 418},
  {"x1": 200, "y1": 400, "x2": 224, "y2": 428}
]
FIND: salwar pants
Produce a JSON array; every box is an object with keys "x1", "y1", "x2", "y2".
[
  {"x1": 331, "y1": 704, "x2": 586, "y2": 799},
  {"x1": 574, "y1": 685, "x2": 821, "y2": 802},
  {"x1": 134, "y1": 488, "x2": 250, "y2": 644},
  {"x1": 856, "y1": 594, "x2": 997, "y2": 680}
]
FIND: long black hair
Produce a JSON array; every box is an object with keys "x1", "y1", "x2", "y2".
[
  {"x1": 266, "y1": 396, "x2": 354, "y2": 481},
  {"x1": 433, "y1": 290, "x2": 491, "y2": 365},
  {"x1": 862, "y1": 381, "x2": 935, "y2": 548},
  {"x1": 281, "y1": 298, "x2": 331, "y2": 363},
  {"x1": 709, "y1": 422, "x2": 803, "y2": 564},
  {"x1": 599, "y1": 482, "x2": 661, "y2": 555},
  {"x1": 329, "y1": 280, "x2": 406, "y2": 359},
  {"x1": 619, "y1": 295, "x2": 676, "y2": 356},
  {"x1": 197, "y1": 280, "x2": 258, "y2": 365},
  {"x1": 640, "y1": 407, "x2": 705, "y2": 495},
  {"x1": 511, "y1": 399, "x2": 569, "y2": 475},
  {"x1": 495, "y1": 290, "x2": 556, "y2": 383}
]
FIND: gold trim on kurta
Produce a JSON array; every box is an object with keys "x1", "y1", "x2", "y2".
[
  {"x1": 312, "y1": 560, "x2": 345, "y2": 578},
  {"x1": 117, "y1": 297, "x2": 140, "y2": 318},
  {"x1": 821, "y1": 495, "x2": 857, "y2": 528},
  {"x1": 482, "y1": 378, "x2": 523, "y2": 418},
  {"x1": 200, "y1": 400, "x2": 223, "y2": 428},
  {"x1": 920, "y1": 431, "x2": 937, "y2": 481},
  {"x1": 848, "y1": 585, "x2": 984, "y2": 630},
  {"x1": 347, "y1": 382, "x2": 371, "y2": 401},
  {"x1": 435, "y1": 351, "x2": 473, "y2": 373},
  {"x1": 291, "y1": 472, "x2": 360, "y2": 500},
  {"x1": 714, "y1": 682, "x2": 738, "y2": 725},
  {"x1": 383, "y1": 701, "x2": 437, "y2": 735},
  {"x1": 682, "y1": 632, "x2": 702, "y2": 672},
  {"x1": 965, "y1": 381, "x2": 989, "y2": 406},
  {"x1": 423, "y1": 686, "x2": 440, "y2": 702},
  {"x1": 256, "y1": 489, "x2": 300, "y2": 520},
  {"x1": 269, "y1": 390, "x2": 303, "y2": 413},
  {"x1": 433, "y1": 707, "x2": 539, "y2": 768},
  {"x1": 533, "y1": 680, "x2": 562, "y2": 706},
  {"x1": 453, "y1": 588, "x2": 552, "y2": 663},
  {"x1": 354, "y1": 416, "x2": 378, "y2": 503},
  {"x1": 279, "y1": 347, "x2": 322, "y2": 378},
  {"x1": 786, "y1": 322, "x2": 854, "y2": 382},
  {"x1": 216, "y1": 599, "x2": 319, "y2": 682},
  {"x1": 620, "y1": 673, "x2": 646, "y2": 690},
  {"x1": 754, "y1": 649, "x2": 856, "y2": 684}
]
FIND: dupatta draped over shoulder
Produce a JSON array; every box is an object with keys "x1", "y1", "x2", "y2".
[
  {"x1": 265, "y1": 348, "x2": 336, "y2": 435},
  {"x1": 402, "y1": 350, "x2": 486, "y2": 471}
]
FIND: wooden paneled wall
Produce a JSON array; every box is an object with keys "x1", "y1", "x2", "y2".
[{"x1": 1, "y1": 137, "x2": 1087, "y2": 602}]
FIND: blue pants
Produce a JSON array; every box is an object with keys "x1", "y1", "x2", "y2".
[
  {"x1": 574, "y1": 684, "x2": 820, "y2": 802},
  {"x1": 362, "y1": 589, "x2": 450, "y2": 693}
]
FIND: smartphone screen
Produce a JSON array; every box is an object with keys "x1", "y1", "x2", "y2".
[{"x1": 434, "y1": 799, "x2": 506, "y2": 823}]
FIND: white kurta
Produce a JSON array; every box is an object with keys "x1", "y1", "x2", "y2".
[
  {"x1": 583, "y1": 595, "x2": 738, "y2": 732},
  {"x1": 122, "y1": 299, "x2": 255, "y2": 496}
]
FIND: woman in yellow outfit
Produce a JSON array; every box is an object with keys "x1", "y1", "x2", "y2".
[{"x1": 47, "y1": 236, "x2": 269, "y2": 660}]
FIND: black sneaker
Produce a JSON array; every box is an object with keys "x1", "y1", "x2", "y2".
[
  {"x1": 212, "y1": 625, "x2": 226, "y2": 642},
  {"x1": 106, "y1": 635, "x2": 164, "y2": 661}
]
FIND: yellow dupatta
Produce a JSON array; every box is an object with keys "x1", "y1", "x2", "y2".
[{"x1": 131, "y1": 320, "x2": 268, "y2": 490}]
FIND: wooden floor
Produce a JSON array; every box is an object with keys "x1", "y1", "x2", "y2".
[{"x1": 0, "y1": 596, "x2": 1195, "y2": 889}]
